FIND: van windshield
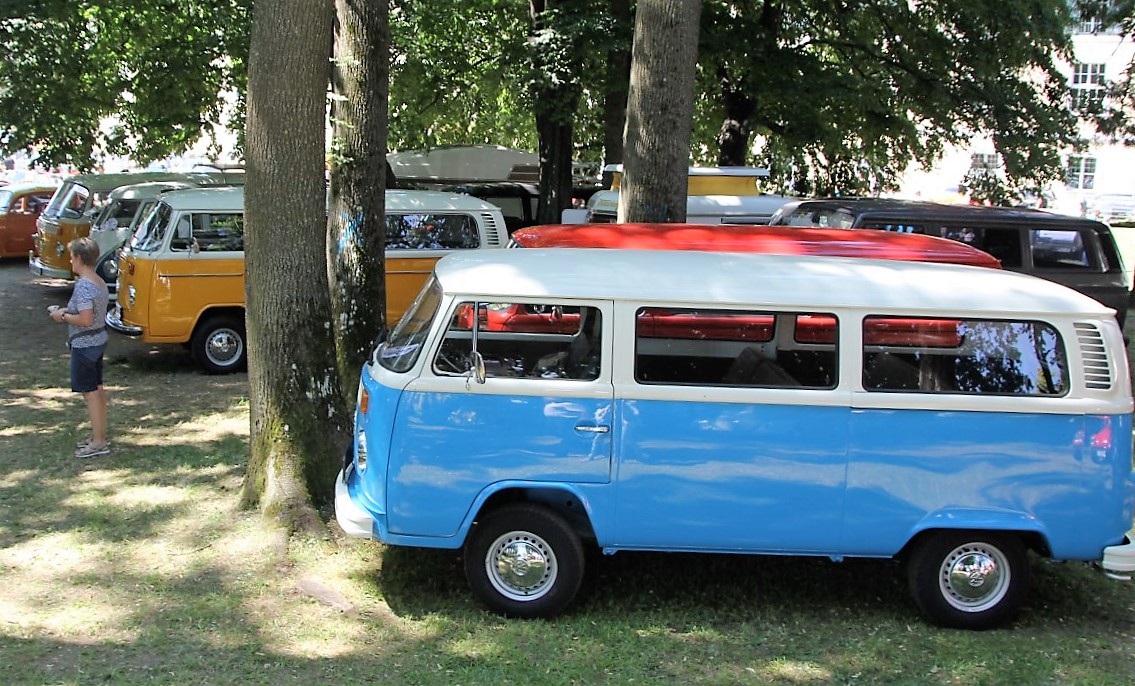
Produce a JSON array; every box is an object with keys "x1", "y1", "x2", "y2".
[
  {"x1": 43, "y1": 182, "x2": 90, "y2": 218},
  {"x1": 94, "y1": 199, "x2": 142, "y2": 231},
  {"x1": 378, "y1": 277, "x2": 442, "y2": 372},
  {"x1": 129, "y1": 202, "x2": 174, "y2": 252}
]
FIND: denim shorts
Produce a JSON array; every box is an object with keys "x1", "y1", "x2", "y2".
[{"x1": 70, "y1": 344, "x2": 106, "y2": 393}]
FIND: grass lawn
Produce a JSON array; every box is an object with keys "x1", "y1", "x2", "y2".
[{"x1": 2, "y1": 261, "x2": 1135, "y2": 685}]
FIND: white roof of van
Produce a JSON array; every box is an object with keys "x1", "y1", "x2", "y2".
[
  {"x1": 385, "y1": 189, "x2": 500, "y2": 213},
  {"x1": 433, "y1": 248, "x2": 1113, "y2": 318},
  {"x1": 108, "y1": 181, "x2": 198, "y2": 200},
  {"x1": 156, "y1": 187, "x2": 497, "y2": 214},
  {"x1": 160, "y1": 186, "x2": 245, "y2": 212}
]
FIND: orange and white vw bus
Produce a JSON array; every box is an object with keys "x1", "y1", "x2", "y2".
[
  {"x1": 29, "y1": 170, "x2": 241, "y2": 280},
  {"x1": 107, "y1": 187, "x2": 508, "y2": 372}
]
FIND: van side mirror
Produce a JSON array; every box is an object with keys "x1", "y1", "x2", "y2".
[
  {"x1": 170, "y1": 220, "x2": 197, "y2": 252},
  {"x1": 471, "y1": 351, "x2": 486, "y2": 385}
]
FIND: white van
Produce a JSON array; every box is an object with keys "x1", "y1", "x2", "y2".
[{"x1": 337, "y1": 248, "x2": 1135, "y2": 629}]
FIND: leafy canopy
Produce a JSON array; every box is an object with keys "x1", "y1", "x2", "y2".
[{"x1": 0, "y1": 0, "x2": 249, "y2": 169}]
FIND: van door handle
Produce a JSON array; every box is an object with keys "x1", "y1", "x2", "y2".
[{"x1": 575, "y1": 424, "x2": 609, "y2": 434}]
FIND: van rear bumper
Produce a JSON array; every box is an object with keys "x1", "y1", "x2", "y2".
[
  {"x1": 28, "y1": 252, "x2": 72, "y2": 280},
  {"x1": 335, "y1": 467, "x2": 375, "y2": 539},
  {"x1": 1102, "y1": 530, "x2": 1135, "y2": 579},
  {"x1": 105, "y1": 305, "x2": 143, "y2": 336}
]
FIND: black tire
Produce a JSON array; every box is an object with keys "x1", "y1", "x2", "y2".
[
  {"x1": 95, "y1": 252, "x2": 119, "y2": 285},
  {"x1": 191, "y1": 315, "x2": 247, "y2": 374},
  {"x1": 907, "y1": 531, "x2": 1029, "y2": 630},
  {"x1": 463, "y1": 503, "x2": 585, "y2": 618}
]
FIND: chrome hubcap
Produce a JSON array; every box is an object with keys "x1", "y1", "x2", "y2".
[
  {"x1": 939, "y1": 543, "x2": 1010, "y2": 612},
  {"x1": 206, "y1": 329, "x2": 242, "y2": 366},
  {"x1": 486, "y1": 531, "x2": 556, "y2": 601}
]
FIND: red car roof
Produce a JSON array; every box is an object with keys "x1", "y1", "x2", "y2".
[{"x1": 511, "y1": 223, "x2": 1002, "y2": 269}]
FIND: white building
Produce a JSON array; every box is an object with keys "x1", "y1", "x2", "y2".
[{"x1": 898, "y1": 12, "x2": 1135, "y2": 219}]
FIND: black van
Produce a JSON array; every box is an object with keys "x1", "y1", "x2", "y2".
[{"x1": 769, "y1": 198, "x2": 1131, "y2": 326}]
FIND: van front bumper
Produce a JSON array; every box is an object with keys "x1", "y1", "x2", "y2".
[
  {"x1": 105, "y1": 305, "x2": 143, "y2": 336},
  {"x1": 1102, "y1": 530, "x2": 1135, "y2": 580},
  {"x1": 28, "y1": 252, "x2": 72, "y2": 280},
  {"x1": 335, "y1": 467, "x2": 375, "y2": 539}
]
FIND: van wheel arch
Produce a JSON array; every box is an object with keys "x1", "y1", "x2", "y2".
[{"x1": 190, "y1": 311, "x2": 247, "y2": 374}]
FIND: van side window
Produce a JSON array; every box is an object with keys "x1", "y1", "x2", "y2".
[
  {"x1": 634, "y1": 308, "x2": 838, "y2": 388},
  {"x1": 861, "y1": 222, "x2": 1026, "y2": 268},
  {"x1": 191, "y1": 212, "x2": 245, "y2": 251},
  {"x1": 1030, "y1": 229, "x2": 1091, "y2": 269},
  {"x1": 862, "y1": 317, "x2": 1068, "y2": 395},
  {"x1": 434, "y1": 302, "x2": 602, "y2": 380},
  {"x1": 386, "y1": 213, "x2": 481, "y2": 250}
]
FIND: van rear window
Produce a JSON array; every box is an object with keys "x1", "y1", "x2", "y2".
[
  {"x1": 385, "y1": 213, "x2": 480, "y2": 250},
  {"x1": 862, "y1": 316, "x2": 1068, "y2": 395},
  {"x1": 634, "y1": 308, "x2": 838, "y2": 388}
]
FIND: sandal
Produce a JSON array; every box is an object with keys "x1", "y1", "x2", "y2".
[{"x1": 75, "y1": 442, "x2": 111, "y2": 459}]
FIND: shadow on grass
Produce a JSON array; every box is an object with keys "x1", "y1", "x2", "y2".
[{"x1": 373, "y1": 541, "x2": 1135, "y2": 634}]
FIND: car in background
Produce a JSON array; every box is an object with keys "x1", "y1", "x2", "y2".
[
  {"x1": 770, "y1": 197, "x2": 1131, "y2": 325},
  {"x1": 0, "y1": 183, "x2": 56, "y2": 258},
  {"x1": 1092, "y1": 194, "x2": 1135, "y2": 225}
]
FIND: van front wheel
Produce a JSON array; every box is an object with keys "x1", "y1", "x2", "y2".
[
  {"x1": 464, "y1": 503, "x2": 585, "y2": 618},
  {"x1": 907, "y1": 531, "x2": 1029, "y2": 630},
  {"x1": 191, "y1": 316, "x2": 247, "y2": 374}
]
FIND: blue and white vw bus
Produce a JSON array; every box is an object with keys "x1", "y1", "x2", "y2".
[{"x1": 336, "y1": 248, "x2": 1135, "y2": 629}]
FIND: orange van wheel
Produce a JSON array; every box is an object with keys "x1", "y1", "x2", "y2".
[{"x1": 191, "y1": 315, "x2": 247, "y2": 374}]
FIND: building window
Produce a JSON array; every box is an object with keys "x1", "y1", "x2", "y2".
[
  {"x1": 1073, "y1": 63, "x2": 1106, "y2": 86},
  {"x1": 1065, "y1": 156, "x2": 1097, "y2": 190},
  {"x1": 1077, "y1": 16, "x2": 1104, "y2": 34},
  {"x1": 970, "y1": 153, "x2": 1001, "y2": 171},
  {"x1": 1074, "y1": 5, "x2": 1121, "y2": 35},
  {"x1": 1072, "y1": 86, "x2": 1106, "y2": 112}
]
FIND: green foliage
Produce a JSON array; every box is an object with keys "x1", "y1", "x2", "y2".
[
  {"x1": 696, "y1": 0, "x2": 1080, "y2": 196},
  {"x1": 388, "y1": 0, "x2": 534, "y2": 152},
  {"x1": 0, "y1": 0, "x2": 249, "y2": 169}
]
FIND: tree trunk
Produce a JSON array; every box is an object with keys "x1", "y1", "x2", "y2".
[
  {"x1": 601, "y1": 0, "x2": 632, "y2": 168},
  {"x1": 716, "y1": 77, "x2": 754, "y2": 166},
  {"x1": 530, "y1": 0, "x2": 585, "y2": 224},
  {"x1": 328, "y1": 0, "x2": 390, "y2": 398},
  {"x1": 619, "y1": 0, "x2": 702, "y2": 223},
  {"x1": 242, "y1": 0, "x2": 344, "y2": 530}
]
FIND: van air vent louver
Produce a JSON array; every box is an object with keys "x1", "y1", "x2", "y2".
[{"x1": 1074, "y1": 322, "x2": 1112, "y2": 390}]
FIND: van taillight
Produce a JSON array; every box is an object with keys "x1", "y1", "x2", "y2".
[
  {"x1": 1089, "y1": 418, "x2": 1112, "y2": 449},
  {"x1": 126, "y1": 261, "x2": 135, "y2": 276}
]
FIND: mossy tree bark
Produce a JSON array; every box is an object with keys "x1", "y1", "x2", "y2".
[
  {"x1": 241, "y1": 0, "x2": 348, "y2": 529},
  {"x1": 327, "y1": 0, "x2": 391, "y2": 399}
]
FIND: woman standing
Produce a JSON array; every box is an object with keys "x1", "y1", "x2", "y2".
[{"x1": 48, "y1": 236, "x2": 110, "y2": 458}]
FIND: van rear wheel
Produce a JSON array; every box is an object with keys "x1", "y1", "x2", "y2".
[
  {"x1": 464, "y1": 503, "x2": 585, "y2": 618},
  {"x1": 907, "y1": 531, "x2": 1029, "y2": 630},
  {"x1": 191, "y1": 315, "x2": 247, "y2": 374}
]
